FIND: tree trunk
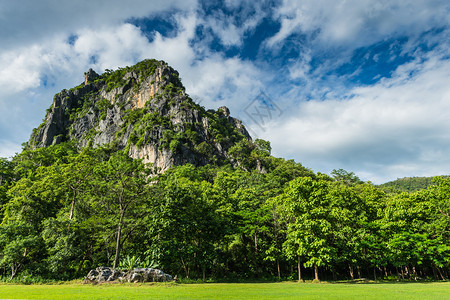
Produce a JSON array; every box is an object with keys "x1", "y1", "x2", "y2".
[
  {"x1": 357, "y1": 266, "x2": 362, "y2": 279},
  {"x1": 373, "y1": 267, "x2": 377, "y2": 281},
  {"x1": 254, "y1": 231, "x2": 258, "y2": 252},
  {"x1": 434, "y1": 264, "x2": 445, "y2": 280},
  {"x1": 276, "y1": 259, "x2": 281, "y2": 280},
  {"x1": 10, "y1": 264, "x2": 18, "y2": 280},
  {"x1": 432, "y1": 265, "x2": 439, "y2": 280},
  {"x1": 202, "y1": 267, "x2": 206, "y2": 282},
  {"x1": 69, "y1": 190, "x2": 76, "y2": 220},
  {"x1": 112, "y1": 215, "x2": 123, "y2": 269},
  {"x1": 349, "y1": 265, "x2": 354, "y2": 280},
  {"x1": 181, "y1": 257, "x2": 189, "y2": 278},
  {"x1": 297, "y1": 256, "x2": 302, "y2": 282},
  {"x1": 314, "y1": 263, "x2": 319, "y2": 281},
  {"x1": 405, "y1": 266, "x2": 411, "y2": 279}
]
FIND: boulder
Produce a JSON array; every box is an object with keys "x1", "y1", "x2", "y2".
[
  {"x1": 125, "y1": 268, "x2": 173, "y2": 282},
  {"x1": 85, "y1": 267, "x2": 123, "y2": 282},
  {"x1": 84, "y1": 266, "x2": 173, "y2": 283}
]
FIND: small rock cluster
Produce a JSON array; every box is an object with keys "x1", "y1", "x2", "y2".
[{"x1": 85, "y1": 266, "x2": 173, "y2": 283}]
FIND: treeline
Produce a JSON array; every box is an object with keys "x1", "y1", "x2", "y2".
[
  {"x1": 0, "y1": 142, "x2": 448, "y2": 281},
  {"x1": 378, "y1": 176, "x2": 447, "y2": 193}
]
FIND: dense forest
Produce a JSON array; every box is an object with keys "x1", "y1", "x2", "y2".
[
  {"x1": 0, "y1": 141, "x2": 448, "y2": 282},
  {"x1": 378, "y1": 176, "x2": 448, "y2": 193}
]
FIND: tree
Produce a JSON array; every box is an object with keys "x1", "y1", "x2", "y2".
[
  {"x1": 0, "y1": 221, "x2": 43, "y2": 279},
  {"x1": 382, "y1": 191, "x2": 435, "y2": 280},
  {"x1": 414, "y1": 177, "x2": 450, "y2": 279},
  {"x1": 331, "y1": 169, "x2": 363, "y2": 186},
  {"x1": 254, "y1": 139, "x2": 272, "y2": 156},
  {"x1": 0, "y1": 157, "x2": 14, "y2": 220},
  {"x1": 147, "y1": 165, "x2": 224, "y2": 279},
  {"x1": 89, "y1": 152, "x2": 151, "y2": 269},
  {"x1": 59, "y1": 148, "x2": 99, "y2": 220},
  {"x1": 3, "y1": 164, "x2": 65, "y2": 229},
  {"x1": 276, "y1": 175, "x2": 335, "y2": 281}
]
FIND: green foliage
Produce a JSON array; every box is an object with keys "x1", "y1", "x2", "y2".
[
  {"x1": 96, "y1": 98, "x2": 113, "y2": 120},
  {"x1": 254, "y1": 139, "x2": 271, "y2": 156},
  {"x1": 331, "y1": 169, "x2": 363, "y2": 186},
  {"x1": 0, "y1": 221, "x2": 44, "y2": 279},
  {"x1": 102, "y1": 59, "x2": 160, "y2": 92},
  {"x1": 228, "y1": 139, "x2": 256, "y2": 169},
  {"x1": 119, "y1": 255, "x2": 141, "y2": 271},
  {"x1": 0, "y1": 158, "x2": 14, "y2": 220},
  {"x1": 379, "y1": 176, "x2": 444, "y2": 193},
  {"x1": 118, "y1": 254, "x2": 159, "y2": 271},
  {"x1": 0, "y1": 139, "x2": 448, "y2": 282}
]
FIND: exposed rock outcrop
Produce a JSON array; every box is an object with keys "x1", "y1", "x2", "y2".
[
  {"x1": 28, "y1": 59, "x2": 252, "y2": 171},
  {"x1": 84, "y1": 266, "x2": 173, "y2": 283}
]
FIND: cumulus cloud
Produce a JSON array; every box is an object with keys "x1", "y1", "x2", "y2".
[
  {"x1": 0, "y1": 0, "x2": 197, "y2": 50},
  {"x1": 197, "y1": 0, "x2": 271, "y2": 48},
  {"x1": 268, "y1": 0, "x2": 449, "y2": 48},
  {"x1": 0, "y1": 1, "x2": 448, "y2": 184},
  {"x1": 265, "y1": 0, "x2": 450, "y2": 85},
  {"x1": 0, "y1": 5, "x2": 265, "y2": 157},
  {"x1": 259, "y1": 47, "x2": 450, "y2": 183}
]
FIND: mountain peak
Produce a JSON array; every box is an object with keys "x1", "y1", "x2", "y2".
[
  {"x1": 84, "y1": 68, "x2": 100, "y2": 85},
  {"x1": 28, "y1": 59, "x2": 252, "y2": 171}
]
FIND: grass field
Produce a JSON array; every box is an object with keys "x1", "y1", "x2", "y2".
[{"x1": 0, "y1": 281, "x2": 449, "y2": 299}]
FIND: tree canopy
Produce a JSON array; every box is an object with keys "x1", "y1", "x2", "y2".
[{"x1": 0, "y1": 142, "x2": 448, "y2": 281}]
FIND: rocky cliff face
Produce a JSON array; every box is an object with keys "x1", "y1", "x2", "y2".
[{"x1": 29, "y1": 59, "x2": 252, "y2": 171}]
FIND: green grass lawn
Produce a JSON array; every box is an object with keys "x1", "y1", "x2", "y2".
[{"x1": 0, "y1": 281, "x2": 448, "y2": 299}]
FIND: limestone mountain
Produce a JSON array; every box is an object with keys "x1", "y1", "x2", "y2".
[{"x1": 28, "y1": 59, "x2": 253, "y2": 171}]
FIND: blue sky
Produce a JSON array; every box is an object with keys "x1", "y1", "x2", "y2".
[{"x1": 0, "y1": 0, "x2": 449, "y2": 183}]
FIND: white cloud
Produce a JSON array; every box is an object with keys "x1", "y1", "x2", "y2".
[
  {"x1": 0, "y1": 0, "x2": 448, "y2": 185},
  {"x1": 0, "y1": 0, "x2": 197, "y2": 50},
  {"x1": 258, "y1": 48, "x2": 450, "y2": 183},
  {"x1": 0, "y1": 46, "x2": 43, "y2": 94},
  {"x1": 0, "y1": 6, "x2": 265, "y2": 158},
  {"x1": 199, "y1": 1, "x2": 270, "y2": 48},
  {"x1": 269, "y1": 0, "x2": 449, "y2": 48}
]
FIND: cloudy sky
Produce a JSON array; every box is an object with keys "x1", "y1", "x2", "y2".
[{"x1": 0, "y1": 0, "x2": 449, "y2": 183}]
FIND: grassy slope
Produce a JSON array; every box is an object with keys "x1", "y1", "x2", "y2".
[{"x1": 0, "y1": 282, "x2": 449, "y2": 299}]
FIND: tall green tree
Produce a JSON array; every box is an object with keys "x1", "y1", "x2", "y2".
[
  {"x1": 275, "y1": 175, "x2": 335, "y2": 281},
  {"x1": 0, "y1": 158, "x2": 14, "y2": 220},
  {"x1": 147, "y1": 165, "x2": 224, "y2": 279},
  {"x1": 0, "y1": 221, "x2": 44, "y2": 279},
  {"x1": 89, "y1": 152, "x2": 151, "y2": 269}
]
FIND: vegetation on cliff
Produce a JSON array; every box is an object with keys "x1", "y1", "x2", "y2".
[{"x1": 28, "y1": 59, "x2": 251, "y2": 172}]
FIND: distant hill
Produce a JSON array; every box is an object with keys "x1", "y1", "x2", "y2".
[{"x1": 378, "y1": 176, "x2": 448, "y2": 193}]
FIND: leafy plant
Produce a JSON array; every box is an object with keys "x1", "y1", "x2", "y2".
[{"x1": 119, "y1": 255, "x2": 141, "y2": 270}]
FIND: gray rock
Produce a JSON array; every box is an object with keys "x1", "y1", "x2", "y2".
[
  {"x1": 28, "y1": 59, "x2": 253, "y2": 171},
  {"x1": 85, "y1": 266, "x2": 123, "y2": 282},
  {"x1": 84, "y1": 69, "x2": 100, "y2": 85},
  {"x1": 124, "y1": 268, "x2": 173, "y2": 283},
  {"x1": 84, "y1": 267, "x2": 173, "y2": 283}
]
